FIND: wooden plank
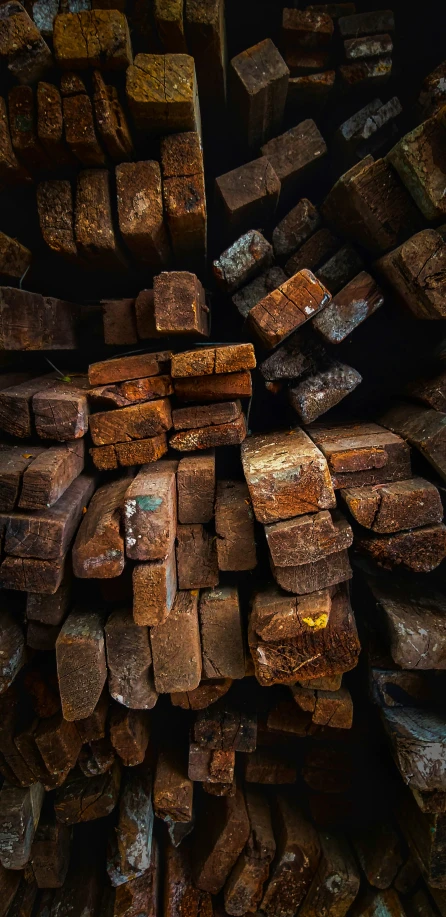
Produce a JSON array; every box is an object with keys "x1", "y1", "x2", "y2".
[
  {"x1": 260, "y1": 325, "x2": 326, "y2": 381},
  {"x1": 261, "y1": 119, "x2": 327, "y2": 198},
  {"x1": 0, "y1": 783, "x2": 44, "y2": 871},
  {"x1": 241, "y1": 428, "x2": 336, "y2": 523},
  {"x1": 261, "y1": 792, "x2": 320, "y2": 917},
  {"x1": 285, "y1": 228, "x2": 340, "y2": 277},
  {"x1": 101, "y1": 299, "x2": 137, "y2": 347},
  {"x1": 170, "y1": 414, "x2": 246, "y2": 450},
  {"x1": 199, "y1": 586, "x2": 245, "y2": 680},
  {"x1": 307, "y1": 421, "x2": 411, "y2": 488},
  {"x1": 134, "y1": 289, "x2": 159, "y2": 340},
  {"x1": 193, "y1": 785, "x2": 250, "y2": 893},
  {"x1": 4, "y1": 472, "x2": 95, "y2": 559},
  {"x1": 184, "y1": 0, "x2": 227, "y2": 112},
  {"x1": 114, "y1": 840, "x2": 158, "y2": 917},
  {"x1": 174, "y1": 371, "x2": 251, "y2": 402},
  {"x1": 89, "y1": 351, "x2": 170, "y2": 386},
  {"x1": 90, "y1": 434, "x2": 168, "y2": 470},
  {"x1": 272, "y1": 548, "x2": 352, "y2": 595},
  {"x1": 213, "y1": 230, "x2": 273, "y2": 294},
  {"x1": 289, "y1": 362, "x2": 362, "y2": 424},
  {"x1": 105, "y1": 608, "x2": 157, "y2": 709},
  {"x1": 56, "y1": 608, "x2": 107, "y2": 721},
  {"x1": 124, "y1": 465, "x2": 176, "y2": 561},
  {"x1": 230, "y1": 38, "x2": 289, "y2": 151},
  {"x1": 193, "y1": 702, "x2": 257, "y2": 751},
  {"x1": 0, "y1": 445, "x2": 45, "y2": 510},
  {"x1": 92, "y1": 70, "x2": 133, "y2": 162},
  {"x1": 407, "y1": 368, "x2": 446, "y2": 412},
  {"x1": 232, "y1": 266, "x2": 287, "y2": 318},
  {"x1": 313, "y1": 271, "x2": 384, "y2": 343},
  {"x1": 153, "y1": 748, "x2": 193, "y2": 823},
  {"x1": 189, "y1": 744, "x2": 235, "y2": 783},
  {"x1": 171, "y1": 678, "x2": 232, "y2": 710},
  {"x1": 265, "y1": 509, "x2": 353, "y2": 567},
  {"x1": 248, "y1": 269, "x2": 331, "y2": 349},
  {"x1": 177, "y1": 453, "x2": 215, "y2": 523},
  {"x1": 176, "y1": 524, "x2": 218, "y2": 589},
  {"x1": 150, "y1": 590, "x2": 201, "y2": 693},
  {"x1": 126, "y1": 53, "x2": 199, "y2": 133},
  {"x1": 161, "y1": 131, "x2": 206, "y2": 271},
  {"x1": 73, "y1": 477, "x2": 130, "y2": 579},
  {"x1": 116, "y1": 161, "x2": 171, "y2": 270},
  {"x1": 35, "y1": 711, "x2": 82, "y2": 777},
  {"x1": 171, "y1": 343, "x2": 255, "y2": 377},
  {"x1": 154, "y1": 0, "x2": 187, "y2": 53},
  {"x1": 215, "y1": 157, "x2": 280, "y2": 241},
  {"x1": 19, "y1": 442, "x2": 85, "y2": 509},
  {"x1": 36, "y1": 180, "x2": 77, "y2": 261},
  {"x1": 0, "y1": 287, "x2": 78, "y2": 350},
  {"x1": 153, "y1": 271, "x2": 209, "y2": 336},
  {"x1": 0, "y1": 373, "x2": 56, "y2": 438},
  {"x1": 299, "y1": 832, "x2": 360, "y2": 917},
  {"x1": 0, "y1": 1, "x2": 52, "y2": 83},
  {"x1": 8, "y1": 86, "x2": 49, "y2": 171},
  {"x1": 62, "y1": 79, "x2": 106, "y2": 167},
  {"x1": 107, "y1": 768, "x2": 153, "y2": 886},
  {"x1": 339, "y1": 58, "x2": 392, "y2": 92},
  {"x1": 375, "y1": 229, "x2": 446, "y2": 320},
  {"x1": 89, "y1": 398, "x2": 172, "y2": 446},
  {"x1": 109, "y1": 706, "x2": 150, "y2": 766},
  {"x1": 30, "y1": 812, "x2": 71, "y2": 889},
  {"x1": 0, "y1": 232, "x2": 31, "y2": 279},
  {"x1": 133, "y1": 548, "x2": 177, "y2": 626},
  {"x1": 341, "y1": 477, "x2": 443, "y2": 532},
  {"x1": 172, "y1": 400, "x2": 241, "y2": 430},
  {"x1": 75, "y1": 169, "x2": 126, "y2": 271},
  {"x1": 33, "y1": 376, "x2": 91, "y2": 442},
  {"x1": 215, "y1": 480, "x2": 257, "y2": 571},
  {"x1": 0, "y1": 556, "x2": 66, "y2": 594},
  {"x1": 54, "y1": 761, "x2": 121, "y2": 824},
  {"x1": 223, "y1": 788, "x2": 275, "y2": 916},
  {"x1": 164, "y1": 844, "x2": 212, "y2": 917},
  {"x1": 0, "y1": 97, "x2": 30, "y2": 188},
  {"x1": 380, "y1": 402, "x2": 446, "y2": 482},
  {"x1": 387, "y1": 109, "x2": 446, "y2": 222},
  {"x1": 53, "y1": 10, "x2": 132, "y2": 69}
]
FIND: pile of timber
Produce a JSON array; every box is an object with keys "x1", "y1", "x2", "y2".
[{"x1": 0, "y1": 2, "x2": 446, "y2": 917}]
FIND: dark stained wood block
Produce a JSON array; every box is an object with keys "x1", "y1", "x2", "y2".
[
  {"x1": 31, "y1": 813, "x2": 71, "y2": 888},
  {"x1": 8, "y1": 85, "x2": 49, "y2": 170},
  {"x1": 109, "y1": 705, "x2": 150, "y2": 766},
  {"x1": 35, "y1": 712, "x2": 81, "y2": 777},
  {"x1": 75, "y1": 688, "x2": 108, "y2": 743},
  {"x1": 154, "y1": 0, "x2": 187, "y2": 52},
  {"x1": 176, "y1": 524, "x2": 218, "y2": 589},
  {"x1": 126, "y1": 53, "x2": 199, "y2": 132},
  {"x1": 407, "y1": 368, "x2": 446, "y2": 413},
  {"x1": 193, "y1": 785, "x2": 250, "y2": 893},
  {"x1": 173, "y1": 400, "x2": 241, "y2": 431},
  {"x1": 307, "y1": 421, "x2": 411, "y2": 489},
  {"x1": 272, "y1": 548, "x2": 352, "y2": 595},
  {"x1": 0, "y1": 445, "x2": 45, "y2": 510},
  {"x1": 0, "y1": 609, "x2": 25, "y2": 694},
  {"x1": 265, "y1": 509, "x2": 353, "y2": 567},
  {"x1": 73, "y1": 477, "x2": 130, "y2": 579},
  {"x1": 199, "y1": 586, "x2": 245, "y2": 680},
  {"x1": 0, "y1": 783, "x2": 44, "y2": 870},
  {"x1": 150, "y1": 590, "x2": 201, "y2": 693},
  {"x1": 114, "y1": 839, "x2": 159, "y2": 917},
  {"x1": 244, "y1": 748, "x2": 297, "y2": 784},
  {"x1": 285, "y1": 227, "x2": 340, "y2": 277},
  {"x1": 75, "y1": 169, "x2": 126, "y2": 271},
  {"x1": 189, "y1": 744, "x2": 235, "y2": 784},
  {"x1": 107, "y1": 767, "x2": 153, "y2": 886},
  {"x1": 375, "y1": 229, "x2": 446, "y2": 320},
  {"x1": 299, "y1": 832, "x2": 360, "y2": 917},
  {"x1": 224, "y1": 788, "x2": 276, "y2": 917},
  {"x1": 170, "y1": 414, "x2": 247, "y2": 451},
  {"x1": 232, "y1": 266, "x2": 287, "y2": 318},
  {"x1": 54, "y1": 761, "x2": 121, "y2": 823},
  {"x1": 334, "y1": 97, "x2": 401, "y2": 167},
  {"x1": 316, "y1": 244, "x2": 364, "y2": 295},
  {"x1": 344, "y1": 34, "x2": 393, "y2": 60},
  {"x1": 56, "y1": 608, "x2": 107, "y2": 721},
  {"x1": 0, "y1": 373, "x2": 57, "y2": 438},
  {"x1": 101, "y1": 299, "x2": 137, "y2": 347},
  {"x1": 214, "y1": 230, "x2": 273, "y2": 294},
  {"x1": 19, "y1": 442, "x2": 85, "y2": 510},
  {"x1": 154, "y1": 748, "x2": 193, "y2": 823},
  {"x1": 350, "y1": 821, "x2": 402, "y2": 890},
  {"x1": 260, "y1": 792, "x2": 320, "y2": 917},
  {"x1": 174, "y1": 371, "x2": 252, "y2": 402},
  {"x1": 215, "y1": 156, "x2": 281, "y2": 241},
  {"x1": 172, "y1": 343, "x2": 255, "y2": 377},
  {"x1": 215, "y1": 480, "x2": 257, "y2": 571},
  {"x1": 0, "y1": 287, "x2": 79, "y2": 350},
  {"x1": 241, "y1": 428, "x2": 336, "y2": 524},
  {"x1": 248, "y1": 269, "x2": 331, "y2": 348},
  {"x1": 339, "y1": 57, "x2": 392, "y2": 92},
  {"x1": 261, "y1": 119, "x2": 327, "y2": 198},
  {"x1": 124, "y1": 465, "x2": 176, "y2": 561},
  {"x1": 230, "y1": 38, "x2": 289, "y2": 150},
  {"x1": 282, "y1": 7, "x2": 334, "y2": 53},
  {"x1": 287, "y1": 71, "x2": 335, "y2": 113},
  {"x1": 338, "y1": 10, "x2": 394, "y2": 37},
  {"x1": 106, "y1": 608, "x2": 157, "y2": 709},
  {"x1": 92, "y1": 70, "x2": 133, "y2": 162},
  {"x1": 116, "y1": 161, "x2": 171, "y2": 270},
  {"x1": 0, "y1": 232, "x2": 31, "y2": 279},
  {"x1": 161, "y1": 131, "x2": 206, "y2": 271},
  {"x1": 33, "y1": 376, "x2": 91, "y2": 441},
  {"x1": 153, "y1": 271, "x2": 209, "y2": 336},
  {"x1": 0, "y1": 1, "x2": 52, "y2": 84},
  {"x1": 177, "y1": 453, "x2": 215, "y2": 524},
  {"x1": 171, "y1": 678, "x2": 232, "y2": 710},
  {"x1": 193, "y1": 702, "x2": 256, "y2": 752},
  {"x1": 89, "y1": 398, "x2": 172, "y2": 446},
  {"x1": 53, "y1": 10, "x2": 132, "y2": 70},
  {"x1": 79, "y1": 738, "x2": 115, "y2": 777},
  {"x1": 36, "y1": 180, "x2": 77, "y2": 261},
  {"x1": 260, "y1": 326, "x2": 326, "y2": 381},
  {"x1": 289, "y1": 361, "x2": 362, "y2": 423},
  {"x1": 89, "y1": 351, "x2": 170, "y2": 386},
  {"x1": 341, "y1": 477, "x2": 443, "y2": 533},
  {"x1": 132, "y1": 548, "x2": 177, "y2": 626},
  {"x1": 356, "y1": 524, "x2": 446, "y2": 574},
  {"x1": 387, "y1": 108, "x2": 446, "y2": 222},
  {"x1": 313, "y1": 271, "x2": 385, "y2": 343},
  {"x1": 63, "y1": 84, "x2": 106, "y2": 167},
  {"x1": 185, "y1": 0, "x2": 227, "y2": 113},
  {"x1": 0, "y1": 556, "x2": 66, "y2": 594},
  {"x1": 90, "y1": 435, "x2": 168, "y2": 470},
  {"x1": 0, "y1": 97, "x2": 30, "y2": 188}
]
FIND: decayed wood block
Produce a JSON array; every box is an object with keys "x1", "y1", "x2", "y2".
[
  {"x1": 260, "y1": 325, "x2": 326, "y2": 381},
  {"x1": 244, "y1": 748, "x2": 297, "y2": 785},
  {"x1": 233, "y1": 266, "x2": 287, "y2": 318},
  {"x1": 56, "y1": 608, "x2": 107, "y2": 721},
  {"x1": 0, "y1": 609, "x2": 25, "y2": 694},
  {"x1": 89, "y1": 351, "x2": 171, "y2": 386},
  {"x1": 407, "y1": 368, "x2": 446, "y2": 412},
  {"x1": 89, "y1": 398, "x2": 172, "y2": 446},
  {"x1": 261, "y1": 792, "x2": 320, "y2": 917},
  {"x1": 0, "y1": 232, "x2": 31, "y2": 279},
  {"x1": 185, "y1": 0, "x2": 227, "y2": 113},
  {"x1": 124, "y1": 465, "x2": 176, "y2": 561},
  {"x1": 341, "y1": 477, "x2": 443, "y2": 533},
  {"x1": 132, "y1": 548, "x2": 177, "y2": 626},
  {"x1": 214, "y1": 230, "x2": 273, "y2": 294},
  {"x1": 380, "y1": 402, "x2": 446, "y2": 481},
  {"x1": 367, "y1": 575, "x2": 446, "y2": 671},
  {"x1": 63, "y1": 87, "x2": 106, "y2": 167},
  {"x1": 170, "y1": 414, "x2": 246, "y2": 451},
  {"x1": 18, "y1": 442, "x2": 85, "y2": 510},
  {"x1": 172, "y1": 343, "x2": 255, "y2": 378},
  {"x1": 0, "y1": 373, "x2": 57, "y2": 438},
  {"x1": 36, "y1": 180, "x2": 77, "y2": 261},
  {"x1": 215, "y1": 156, "x2": 281, "y2": 241},
  {"x1": 307, "y1": 421, "x2": 411, "y2": 488},
  {"x1": 0, "y1": 97, "x2": 30, "y2": 188},
  {"x1": 230, "y1": 38, "x2": 289, "y2": 150},
  {"x1": 0, "y1": 287, "x2": 79, "y2": 350},
  {"x1": 299, "y1": 832, "x2": 360, "y2": 917},
  {"x1": 273, "y1": 198, "x2": 321, "y2": 261},
  {"x1": 248, "y1": 269, "x2": 331, "y2": 348},
  {"x1": 75, "y1": 688, "x2": 108, "y2": 743},
  {"x1": 322, "y1": 157, "x2": 423, "y2": 256},
  {"x1": 32, "y1": 376, "x2": 91, "y2": 441},
  {"x1": 0, "y1": 445, "x2": 46, "y2": 511},
  {"x1": 31, "y1": 813, "x2": 71, "y2": 888},
  {"x1": 285, "y1": 227, "x2": 340, "y2": 278},
  {"x1": 223, "y1": 788, "x2": 275, "y2": 917},
  {"x1": 350, "y1": 821, "x2": 402, "y2": 890},
  {"x1": 193, "y1": 785, "x2": 250, "y2": 893},
  {"x1": 92, "y1": 70, "x2": 133, "y2": 162},
  {"x1": 79, "y1": 738, "x2": 115, "y2": 778},
  {"x1": 154, "y1": 0, "x2": 187, "y2": 52},
  {"x1": 107, "y1": 770, "x2": 153, "y2": 886},
  {"x1": 53, "y1": 10, "x2": 132, "y2": 70},
  {"x1": 172, "y1": 400, "x2": 241, "y2": 431},
  {"x1": 214, "y1": 480, "x2": 257, "y2": 571},
  {"x1": 35, "y1": 712, "x2": 81, "y2": 777},
  {"x1": 126, "y1": 53, "x2": 199, "y2": 133},
  {"x1": 382, "y1": 706, "x2": 446, "y2": 796},
  {"x1": 177, "y1": 453, "x2": 215, "y2": 523},
  {"x1": 116, "y1": 161, "x2": 171, "y2": 269},
  {"x1": 26, "y1": 570, "x2": 73, "y2": 625},
  {"x1": 193, "y1": 702, "x2": 256, "y2": 752},
  {"x1": 161, "y1": 131, "x2": 206, "y2": 270},
  {"x1": 105, "y1": 608, "x2": 157, "y2": 709},
  {"x1": 114, "y1": 839, "x2": 159, "y2": 917},
  {"x1": 151, "y1": 590, "x2": 201, "y2": 693},
  {"x1": 174, "y1": 371, "x2": 251, "y2": 402},
  {"x1": 261, "y1": 119, "x2": 327, "y2": 198},
  {"x1": 339, "y1": 57, "x2": 392, "y2": 92},
  {"x1": 241, "y1": 428, "x2": 336, "y2": 524},
  {"x1": 199, "y1": 586, "x2": 245, "y2": 680},
  {"x1": 387, "y1": 109, "x2": 446, "y2": 222},
  {"x1": 73, "y1": 477, "x2": 130, "y2": 578},
  {"x1": 101, "y1": 299, "x2": 137, "y2": 347},
  {"x1": 189, "y1": 744, "x2": 235, "y2": 784},
  {"x1": 272, "y1": 548, "x2": 352, "y2": 595},
  {"x1": 75, "y1": 169, "x2": 126, "y2": 270},
  {"x1": 171, "y1": 678, "x2": 232, "y2": 710},
  {"x1": 90, "y1": 435, "x2": 168, "y2": 470},
  {"x1": 164, "y1": 844, "x2": 212, "y2": 917},
  {"x1": 289, "y1": 361, "x2": 362, "y2": 423},
  {"x1": 0, "y1": 555, "x2": 67, "y2": 594},
  {"x1": 375, "y1": 229, "x2": 446, "y2": 320},
  {"x1": 250, "y1": 584, "x2": 360, "y2": 685},
  {"x1": 176, "y1": 524, "x2": 218, "y2": 589},
  {"x1": 334, "y1": 97, "x2": 401, "y2": 167},
  {"x1": 313, "y1": 271, "x2": 385, "y2": 343},
  {"x1": 154, "y1": 747, "x2": 193, "y2": 823},
  {"x1": 0, "y1": 783, "x2": 44, "y2": 870},
  {"x1": 0, "y1": 2, "x2": 52, "y2": 84},
  {"x1": 153, "y1": 271, "x2": 209, "y2": 336},
  {"x1": 54, "y1": 761, "x2": 121, "y2": 823},
  {"x1": 109, "y1": 706, "x2": 150, "y2": 766},
  {"x1": 265, "y1": 509, "x2": 353, "y2": 567},
  {"x1": 356, "y1": 523, "x2": 446, "y2": 573}
]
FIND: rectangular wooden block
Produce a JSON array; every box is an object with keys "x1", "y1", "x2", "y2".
[
  {"x1": 171, "y1": 344, "x2": 256, "y2": 378},
  {"x1": 105, "y1": 608, "x2": 156, "y2": 710},
  {"x1": 150, "y1": 590, "x2": 201, "y2": 693},
  {"x1": 189, "y1": 745, "x2": 235, "y2": 784},
  {"x1": 53, "y1": 10, "x2": 132, "y2": 70},
  {"x1": 193, "y1": 786, "x2": 250, "y2": 893},
  {"x1": 89, "y1": 352, "x2": 170, "y2": 386},
  {"x1": 33, "y1": 376, "x2": 91, "y2": 442},
  {"x1": 248, "y1": 269, "x2": 331, "y2": 348},
  {"x1": 153, "y1": 271, "x2": 209, "y2": 336},
  {"x1": 356, "y1": 523, "x2": 446, "y2": 574},
  {"x1": 177, "y1": 453, "x2": 215, "y2": 523},
  {"x1": 90, "y1": 435, "x2": 168, "y2": 470},
  {"x1": 133, "y1": 549, "x2": 177, "y2": 627},
  {"x1": 224, "y1": 788, "x2": 276, "y2": 916},
  {"x1": 18, "y1": 442, "x2": 85, "y2": 510},
  {"x1": 0, "y1": 288, "x2": 78, "y2": 350},
  {"x1": 261, "y1": 119, "x2": 327, "y2": 198},
  {"x1": 273, "y1": 198, "x2": 321, "y2": 261},
  {"x1": 260, "y1": 792, "x2": 320, "y2": 917},
  {"x1": 161, "y1": 131, "x2": 206, "y2": 270},
  {"x1": 170, "y1": 414, "x2": 246, "y2": 451},
  {"x1": 341, "y1": 477, "x2": 443, "y2": 533},
  {"x1": 199, "y1": 586, "x2": 245, "y2": 680},
  {"x1": 126, "y1": 53, "x2": 199, "y2": 133},
  {"x1": 387, "y1": 109, "x2": 446, "y2": 222},
  {"x1": 307, "y1": 421, "x2": 412, "y2": 488},
  {"x1": 265, "y1": 509, "x2": 353, "y2": 567},
  {"x1": 272, "y1": 548, "x2": 352, "y2": 595},
  {"x1": 215, "y1": 156, "x2": 281, "y2": 241},
  {"x1": 75, "y1": 169, "x2": 126, "y2": 271},
  {"x1": 213, "y1": 230, "x2": 273, "y2": 294},
  {"x1": 172, "y1": 401, "x2": 241, "y2": 431},
  {"x1": 116, "y1": 160, "x2": 171, "y2": 270},
  {"x1": 124, "y1": 465, "x2": 177, "y2": 561},
  {"x1": 289, "y1": 361, "x2": 362, "y2": 424},
  {"x1": 56, "y1": 608, "x2": 107, "y2": 721},
  {"x1": 72, "y1": 476, "x2": 130, "y2": 578},
  {"x1": 100, "y1": 298, "x2": 137, "y2": 347},
  {"x1": 230, "y1": 38, "x2": 289, "y2": 151},
  {"x1": 215, "y1": 480, "x2": 257, "y2": 571},
  {"x1": 312, "y1": 271, "x2": 385, "y2": 343},
  {"x1": 0, "y1": 556, "x2": 66, "y2": 594},
  {"x1": 92, "y1": 70, "x2": 133, "y2": 163},
  {"x1": 36, "y1": 180, "x2": 77, "y2": 261},
  {"x1": 89, "y1": 398, "x2": 172, "y2": 446},
  {"x1": 63, "y1": 90, "x2": 106, "y2": 167},
  {"x1": 375, "y1": 229, "x2": 446, "y2": 320},
  {"x1": 0, "y1": 783, "x2": 44, "y2": 871},
  {"x1": 241, "y1": 428, "x2": 336, "y2": 523},
  {"x1": 176, "y1": 524, "x2": 218, "y2": 590},
  {"x1": 380, "y1": 402, "x2": 446, "y2": 482},
  {"x1": 154, "y1": 748, "x2": 193, "y2": 823}
]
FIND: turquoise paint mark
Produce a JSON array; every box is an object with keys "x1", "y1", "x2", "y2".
[{"x1": 136, "y1": 495, "x2": 163, "y2": 511}]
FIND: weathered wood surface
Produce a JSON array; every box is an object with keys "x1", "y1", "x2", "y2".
[
  {"x1": 185, "y1": 0, "x2": 227, "y2": 113},
  {"x1": 174, "y1": 371, "x2": 252, "y2": 402},
  {"x1": 260, "y1": 792, "x2": 320, "y2": 917},
  {"x1": 0, "y1": 609, "x2": 25, "y2": 694},
  {"x1": 341, "y1": 477, "x2": 443, "y2": 532},
  {"x1": 177, "y1": 453, "x2": 214, "y2": 523},
  {"x1": 351, "y1": 821, "x2": 402, "y2": 890},
  {"x1": 172, "y1": 400, "x2": 241, "y2": 431},
  {"x1": 215, "y1": 156, "x2": 281, "y2": 241},
  {"x1": 108, "y1": 768, "x2": 153, "y2": 886},
  {"x1": 31, "y1": 813, "x2": 71, "y2": 888},
  {"x1": 387, "y1": 109, "x2": 446, "y2": 222},
  {"x1": 381, "y1": 401, "x2": 446, "y2": 481},
  {"x1": 116, "y1": 161, "x2": 171, "y2": 270},
  {"x1": 53, "y1": 10, "x2": 132, "y2": 70},
  {"x1": 213, "y1": 230, "x2": 273, "y2": 293},
  {"x1": 273, "y1": 199, "x2": 321, "y2": 261},
  {"x1": 0, "y1": 555, "x2": 67, "y2": 594},
  {"x1": 241, "y1": 428, "x2": 336, "y2": 523},
  {"x1": 126, "y1": 53, "x2": 199, "y2": 133},
  {"x1": 18, "y1": 443, "x2": 85, "y2": 511},
  {"x1": 89, "y1": 351, "x2": 170, "y2": 386},
  {"x1": 224, "y1": 788, "x2": 276, "y2": 916},
  {"x1": 248, "y1": 269, "x2": 331, "y2": 349},
  {"x1": 9, "y1": 88, "x2": 49, "y2": 172},
  {"x1": 75, "y1": 169, "x2": 126, "y2": 271},
  {"x1": 92, "y1": 70, "x2": 133, "y2": 163},
  {"x1": 272, "y1": 549, "x2": 352, "y2": 595},
  {"x1": 153, "y1": 271, "x2": 209, "y2": 336},
  {"x1": 261, "y1": 119, "x2": 327, "y2": 198},
  {"x1": 407, "y1": 368, "x2": 446, "y2": 412},
  {"x1": 230, "y1": 38, "x2": 289, "y2": 151},
  {"x1": 105, "y1": 608, "x2": 157, "y2": 709},
  {"x1": 0, "y1": 288, "x2": 78, "y2": 350},
  {"x1": 164, "y1": 843, "x2": 212, "y2": 917},
  {"x1": 199, "y1": 587, "x2": 245, "y2": 680},
  {"x1": 189, "y1": 744, "x2": 235, "y2": 784},
  {"x1": 89, "y1": 398, "x2": 172, "y2": 446},
  {"x1": 260, "y1": 326, "x2": 326, "y2": 381},
  {"x1": 54, "y1": 761, "x2": 121, "y2": 824},
  {"x1": 285, "y1": 227, "x2": 340, "y2": 278},
  {"x1": 132, "y1": 548, "x2": 177, "y2": 626},
  {"x1": 0, "y1": 231, "x2": 31, "y2": 279},
  {"x1": 176, "y1": 524, "x2": 219, "y2": 589},
  {"x1": 193, "y1": 785, "x2": 250, "y2": 893},
  {"x1": 160, "y1": 131, "x2": 206, "y2": 270},
  {"x1": 33, "y1": 376, "x2": 91, "y2": 442},
  {"x1": 56, "y1": 608, "x2": 107, "y2": 721},
  {"x1": 171, "y1": 343, "x2": 255, "y2": 377},
  {"x1": 265, "y1": 509, "x2": 353, "y2": 567},
  {"x1": 90, "y1": 435, "x2": 168, "y2": 470},
  {"x1": 37, "y1": 180, "x2": 77, "y2": 261},
  {"x1": 193, "y1": 702, "x2": 257, "y2": 752},
  {"x1": 170, "y1": 414, "x2": 247, "y2": 451},
  {"x1": 114, "y1": 839, "x2": 158, "y2": 917},
  {"x1": 63, "y1": 84, "x2": 106, "y2": 167},
  {"x1": 170, "y1": 677, "x2": 232, "y2": 711},
  {"x1": 0, "y1": 1, "x2": 52, "y2": 84},
  {"x1": 233, "y1": 266, "x2": 287, "y2": 318},
  {"x1": 154, "y1": 747, "x2": 193, "y2": 824},
  {"x1": 0, "y1": 373, "x2": 56, "y2": 438},
  {"x1": 109, "y1": 706, "x2": 150, "y2": 767},
  {"x1": 313, "y1": 271, "x2": 385, "y2": 343},
  {"x1": 124, "y1": 465, "x2": 176, "y2": 561},
  {"x1": 0, "y1": 782, "x2": 44, "y2": 870},
  {"x1": 150, "y1": 590, "x2": 201, "y2": 693},
  {"x1": 307, "y1": 422, "x2": 411, "y2": 488},
  {"x1": 250, "y1": 584, "x2": 360, "y2": 685},
  {"x1": 289, "y1": 361, "x2": 362, "y2": 424},
  {"x1": 73, "y1": 477, "x2": 130, "y2": 578},
  {"x1": 214, "y1": 480, "x2": 257, "y2": 571},
  {"x1": 376, "y1": 229, "x2": 446, "y2": 320},
  {"x1": 299, "y1": 832, "x2": 360, "y2": 917}
]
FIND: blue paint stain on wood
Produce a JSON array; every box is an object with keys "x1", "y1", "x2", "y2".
[{"x1": 136, "y1": 495, "x2": 163, "y2": 511}]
